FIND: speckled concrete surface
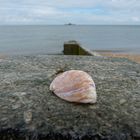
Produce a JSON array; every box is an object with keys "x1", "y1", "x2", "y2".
[{"x1": 0, "y1": 55, "x2": 140, "y2": 140}]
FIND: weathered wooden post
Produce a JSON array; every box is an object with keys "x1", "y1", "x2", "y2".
[{"x1": 63, "y1": 40, "x2": 93, "y2": 55}]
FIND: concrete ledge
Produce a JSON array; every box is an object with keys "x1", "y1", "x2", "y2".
[{"x1": 0, "y1": 55, "x2": 140, "y2": 140}]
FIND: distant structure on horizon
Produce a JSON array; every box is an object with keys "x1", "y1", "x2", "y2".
[{"x1": 64, "y1": 23, "x2": 76, "y2": 26}]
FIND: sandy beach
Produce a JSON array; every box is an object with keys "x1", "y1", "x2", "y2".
[
  {"x1": 0, "y1": 54, "x2": 7, "y2": 59},
  {"x1": 98, "y1": 52, "x2": 140, "y2": 63},
  {"x1": 1, "y1": 52, "x2": 140, "y2": 64}
]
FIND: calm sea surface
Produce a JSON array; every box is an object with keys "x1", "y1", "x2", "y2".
[{"x1": 0, "y1": 25, "x2": 140, "y2": 55}]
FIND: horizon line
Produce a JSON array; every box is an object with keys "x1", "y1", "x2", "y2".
[{"x1": 0, "y1": 24, "x2": 140, "y2": 26}]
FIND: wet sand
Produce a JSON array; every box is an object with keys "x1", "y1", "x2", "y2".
[
  {"x1": 0, "y1": 51, "x2": 140, "y2": 64},
  {"x1": 98, "y1": 52, "x2": 140, "y2": 63},
  {"x1": 0, "y1": 54, "x2": 7, "y2": 59}
]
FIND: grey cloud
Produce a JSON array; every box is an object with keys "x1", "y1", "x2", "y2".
[{"x1": 0, "y1": 0, "x2": 140, "y2": 24}]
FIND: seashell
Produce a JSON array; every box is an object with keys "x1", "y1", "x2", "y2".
[{"x1": 50, "y1": 70, "x2": 97, "y2": 104}]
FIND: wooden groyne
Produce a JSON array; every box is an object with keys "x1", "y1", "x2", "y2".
[{"x1": 63, "y1": 40, "x2": 94, "y2": 55}]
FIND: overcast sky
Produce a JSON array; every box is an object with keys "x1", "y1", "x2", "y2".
[{"x1": 0, "y1": 0, "x2": 140, "y2": 25}]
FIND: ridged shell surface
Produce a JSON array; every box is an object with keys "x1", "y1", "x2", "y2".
[{"x1": 50, "y1": 70, "x2": 97, "y2": 103}]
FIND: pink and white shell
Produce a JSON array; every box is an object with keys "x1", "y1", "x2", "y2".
[{"x1": 50, "y1": 70, "x2": 97, "y2": 104}]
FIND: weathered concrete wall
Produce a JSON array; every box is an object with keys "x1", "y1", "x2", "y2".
[
  {"x1": 63, "y1": 41, "x2": 94, "y2": 55},
  {"x1": 0, "y1": 55, "x2": 140, "y2": 140}
]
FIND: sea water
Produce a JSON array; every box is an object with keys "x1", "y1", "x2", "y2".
[{"x1": 0, "y1": 25, "x2": 140, "y2": 55}]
